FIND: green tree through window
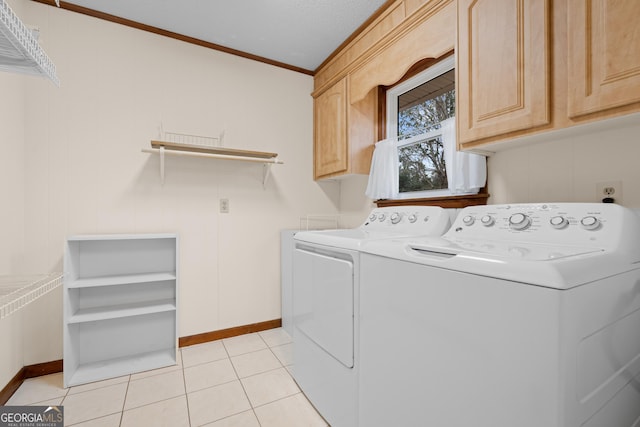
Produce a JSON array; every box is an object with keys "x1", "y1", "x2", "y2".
[{"x1": 397, "y1": 83, "x2": 455, "y2": 193}]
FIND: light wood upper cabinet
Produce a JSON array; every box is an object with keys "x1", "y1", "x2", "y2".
[
  {"x1": 567, "y1": 0, "x2": 640, "y2": 118},
  {"x1": 312, "y1": 0, "x2": 455, "y2": 180},
  {"x1": 350, "y1": 1, "x2": 455, "y2": 104},
  {"x1": 456, "y1": 0, "x2": 551, "y2": 146},
  {"x1": 457, "y1": 0, "x2": 640, "y2": 151},
  {"x1": 314, "y1": 78, "x2": 349, "y2": 179},
  {"x1": 314, "y1": 77, "x2": 377, "y2": 180}
]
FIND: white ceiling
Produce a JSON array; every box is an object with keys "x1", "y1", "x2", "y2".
[{"x1": 58, "y1": 0, "x2": 389, "y2": 73}]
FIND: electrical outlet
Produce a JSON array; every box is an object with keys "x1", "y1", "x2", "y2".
[
  {"x1": 595, "y1": 181, "x2": 622, "y2": 202},
  {"x1": 220, "y1": 198, "x2": 229, "y2": 213}
]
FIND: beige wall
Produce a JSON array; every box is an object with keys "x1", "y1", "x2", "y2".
[
  {"x1": 1, "y1": 0, "x2": 339, "y2": 384},
  {"x1": 488, "y1": 117, "x2": 640, "y2": 208},
  {"x1": 0, "y1": 55, "x2": 25, "y2": 274},
  {"x1": 339, "y1": 175, "x2": 376, "y2": 228}
]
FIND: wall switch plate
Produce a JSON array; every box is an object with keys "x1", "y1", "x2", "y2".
[
  {"x1": 596, "y1": 181, "x2": 622, "y2": 203},
  {"x1": 220, "y1": 198, "x2": 229, "y2": 213}
]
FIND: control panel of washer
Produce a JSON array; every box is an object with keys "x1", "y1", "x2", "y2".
[
  {"x1": 446, "y1": 203, "x2": 639, "y2": 250},
  {"x1": 362, "y1": 206, "x2": 451, "y2": 233}
]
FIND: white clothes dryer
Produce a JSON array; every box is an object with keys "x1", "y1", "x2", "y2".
[
  {"x1": 292, "y1": 206, "x2": 451, "y2": 427},
  {"x1": 358, "y1": 203, "x2": 640, "y2": 427}
]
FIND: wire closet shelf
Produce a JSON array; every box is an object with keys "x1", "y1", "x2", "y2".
[
  {"x1": 0, "y1": 273, "x2": 63, "y2": 319},
  {"x1": 0, "y1": 0, "x2": 59, "y2": 85}
]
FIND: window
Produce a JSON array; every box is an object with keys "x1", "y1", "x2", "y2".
[
  {"x1": 386, "y1": 56, "x2": 456, "y2": 198},
  {"x1": 366, "y1": 55, "x2": 486, "y2": 204}
]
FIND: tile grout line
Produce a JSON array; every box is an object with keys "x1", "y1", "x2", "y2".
[
  {"x1": 185, "y1": 362, "x2": 288, "y2": 396},
  {"x1": 250, "y1": 391, "x2": 305, "y2": 410},
  {"x1": 182, "y1": 355, "x2": 229, "y2": 370},
  {"x1": 179, "y1": 349, "x2": 193, "y2": 427},
  {"x1": 69, "y1": 370, "x2": 185, "y2": 425},
  {"x1": 266, "y1": 343, "x2": 290, "y2": 368},
  {"x1": 62, "y1": 387, "x2": 128, "y2": 426},
  {"x1": 223, "y1": 335, "x2": 263, "y2": 426},
  {"x1": 19, "y1": 373, "x2": 69, "y2": 407},
  {"x1": 116, "y1": 372, "x2": 188, "y2": 415},
  {"x1": 117, "y1": 375, "x2": 131, "y2": 427},
  {"x1": 257, "y1": 331, "x2": 330, "y2": 426},
  {"x1": 261, "y1": 332, "x2": 298, "y2": 396},
  {"x1": 181, "y1": 341, "x2": 229, "y2": 369},
  {"x1": 251, "y1": 333, "x2": 271, "y2": 427}
]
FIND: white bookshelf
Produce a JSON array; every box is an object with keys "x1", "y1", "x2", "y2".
[{"x1": 63, "y1": 234, "x2": 178, "y2": 388}]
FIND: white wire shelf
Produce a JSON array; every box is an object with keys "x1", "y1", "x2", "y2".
[
  {"x1": 161, "y1": 131, "x2": 225, "y2": 148},
  {"x1": 0, "y1": 273, "x2": 63, "y2": 319},
  {"x1": 0, "y1": 0, "x2": 59, "y2": 86}
]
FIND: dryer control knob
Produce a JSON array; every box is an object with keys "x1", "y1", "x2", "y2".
[
  {"x1": 581, "y1": 216, "x2": 600, "y2": 230},
  {"x1": 462, "y1": 215, "x2": 475, "y2": 226},
  {"x1": 480, "y1": 215, "x2": 495, "y2": 227},
  {"x1": 378, "y1": 213, "x2": 386, "y2": 222},
  {"x1": 369, "y1": 213, "x2": 377, "y2": 221},
  {"x1": 390, "y1": 213, "x2": 401, "y2": 224},
  {"x1": 509, "y1": 213, "x2": 531, "y2": 230},
  {"x1": 408, "y1": 214, "x2": 417, "y2": 223},
  {"x1": 550, "y1": 216, "x2": 569, "y2": 229}
]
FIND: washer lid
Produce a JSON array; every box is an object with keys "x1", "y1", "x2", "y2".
[
  {"x1": 412, "y1": 237, "x2": 603, "y2": 262},
  {"x1": 361, "y1": 235, "x2": 638, "y2": 289}
]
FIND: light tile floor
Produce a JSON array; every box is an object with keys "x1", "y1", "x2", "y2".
[{"x1": 6, "y1": 328, "x2": 328, "y2": 427}]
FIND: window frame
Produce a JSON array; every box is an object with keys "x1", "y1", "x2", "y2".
[
  {"x1": 387, "y1": 55, "x2": 455, "y2": 199},
  {"x1": 375, "y1": 54, "x2": 489, "y2": 208}
]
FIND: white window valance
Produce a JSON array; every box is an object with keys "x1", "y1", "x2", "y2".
[
  {"x1": 441, "y1": 118, "x2": 486, "y2": 194},
  {"x1": 365, "y1": 118, "x2": 486, "y2": 200},
  {"x1": 365, "y1": 138, "x2": 399, "y2": 200}
]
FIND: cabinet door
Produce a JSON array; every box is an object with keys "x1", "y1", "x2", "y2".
[
  {"x1": 457, "y1": 0, "x2": 550, "y2": 146},
  {"x1": 567, "y1": 0, "x2": 640, "y2": 118},
  {"x1": 314, "y1": 78, "x2": 348, "y2": 179}
]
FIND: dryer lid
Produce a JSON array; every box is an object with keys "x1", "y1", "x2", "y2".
[
  {"x1": 295, "y1": 228, "x2": 409, "y2": 249},
  {"x1": 294, "y1": 206, "x2": 451, "y2": 250}
]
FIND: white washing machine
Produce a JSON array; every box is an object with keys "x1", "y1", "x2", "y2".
[
  {"x1": 292, "y1": 206, "x2": 451, "y2": 427},
  {"x1": 358, "y1": 203, "x2": 640, "y2": 427}
]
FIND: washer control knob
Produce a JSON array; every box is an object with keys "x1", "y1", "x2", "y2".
[
  {"x1": 581, "y1": 216, "x2": 600, "y2": 230},
  {"x1": 549, "y1": 216, "x2": 569, "y2": 229},
  {"x1": 378, "y1": 213, "x2": 386, "y2": 222},
  {"x1": 408, "y1": 214, "x2": 417, "y2": 223},
  {"x1": 509, "y1": 213, "x2": 531, "y2": 230},
  {"x1": 480, "y1": 215, "x2": 495, "y2": 227},
  {"x1": 462, "y1": 215, "x2": 475, "y2": 226},
  {"x1": 369, "y1": 213, "x2": 377, "y2": 221},
  {"x1": 390, "y1": 212, "x2": 401, "y2": 224}
]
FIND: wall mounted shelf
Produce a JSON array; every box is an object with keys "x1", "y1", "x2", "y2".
[{"x1": 142, "y1": 140, "x2": 284, "y2": 187}]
